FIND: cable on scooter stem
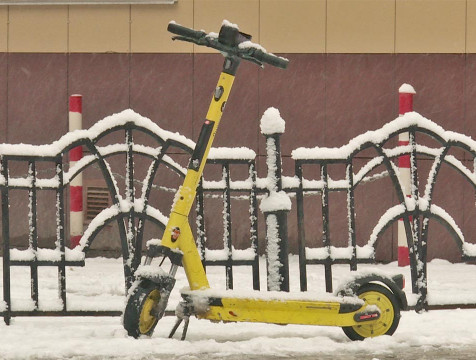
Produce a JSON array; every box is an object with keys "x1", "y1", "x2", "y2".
[{"x1": 167, "y1": 21, "x2": 289, "y2": 70}]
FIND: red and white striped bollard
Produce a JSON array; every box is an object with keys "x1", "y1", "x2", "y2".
[
  {"x1": 397, "y1": 84, "x2": 415, "y2": 266},
  {"x1": 69, "y1": 95, "x2": 84, "y2": 248}
]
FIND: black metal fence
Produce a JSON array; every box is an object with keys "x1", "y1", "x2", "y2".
[
  {"x1": 2, "y1": 107, "x2": 476, "y2": 323},
  {"x1": 291, "y1": 113, "x2": 476, "y2": 311}
]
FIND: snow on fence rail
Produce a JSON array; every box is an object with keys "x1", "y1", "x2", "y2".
[{"x1": 2, "y1": 85, "x2": 476, "y2": 323}]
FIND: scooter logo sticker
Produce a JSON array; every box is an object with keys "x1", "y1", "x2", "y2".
[{"x1": 171, "y1": 227, "x2": 181, "y2": 242}]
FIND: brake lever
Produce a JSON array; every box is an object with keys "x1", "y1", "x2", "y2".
[
  {"x1": 171, "y1": 36, "x2": 207, "y2": 46},
  {"x1": 172, "y1": 36, "x2": 196, "y2": 43},
  {"x1": 242, "y1": 55, "x2": 263, "y2": 68}
]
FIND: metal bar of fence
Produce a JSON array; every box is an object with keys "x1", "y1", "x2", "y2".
[
  {"x1": 346, "y1": 161, "x2": 357, "y2": 272},
  {"x1": 249, "y1": 161, "x2": 260, "y2": 291},
  {"x1": 295, "y1": 161, "x2": 307, "y2": 292},
  {"x1": 320, "y1": 163, "x2": 333, "y2": 293},
  {"x1": 0, "y1": 310, "x2": 176, "y2": 317},
  {"x1": 56, "y1": 159, "x2": 67, "y2": 311},
  {"x1": 2, "y1": 157, "x2": 11, "y2": 325},
  {"x1": 126, "y1": 128, "x2": 138, "y2": 275},
  {"x1": 28, "y1": 161, "x2": 39, "y2": 310},
  {"x1": 223, "y1": 163, "x2": 233, "y2": 290},
  {"x1": 196, "y1": 179, "x2": 207, "y2": 268}
]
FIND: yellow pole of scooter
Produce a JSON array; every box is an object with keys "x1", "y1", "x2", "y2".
[{"x1": 160, "y1": 63, "x2": 237, "y2": 290}]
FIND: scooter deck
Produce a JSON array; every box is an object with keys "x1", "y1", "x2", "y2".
[{"x1": 180, "y1": 289, "x2": 377, "y2": 327}]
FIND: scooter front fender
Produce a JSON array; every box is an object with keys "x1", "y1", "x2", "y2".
[{"x1": 336, "y1": 273, "x2": 408, "y2": 311}]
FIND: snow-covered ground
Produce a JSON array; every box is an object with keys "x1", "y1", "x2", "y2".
[{"x1": 1, "y1": 256, "x2": 476, "y2": 359}]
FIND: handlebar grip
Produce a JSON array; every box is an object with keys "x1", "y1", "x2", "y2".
[
  {"x1": 167, "y1": 22, "x2": 205, "y2": 40},
  {"x1": 254, "y1": 50, "x2": 289, "y2": 69}
]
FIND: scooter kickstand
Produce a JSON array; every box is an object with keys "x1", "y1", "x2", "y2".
[
  {"x1": 168, "y1": 315, "x2": 190, "y2": 340},
  {"x1": 168, "y1": 317, "x2": 183, "y2": 339},
  {"x1": 168, "y1": 301, "x2": 192, "y2": 340},
  {"x1": 181, "y1": 316, "x2": 190, "y2": 341}
]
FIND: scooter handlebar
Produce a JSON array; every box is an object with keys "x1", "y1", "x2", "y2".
[
  {"x1": 167, "y1": 21, "x2": 206, "y2": 41},
  {"x1": 248, "y1": 49, "x2": 288, "y2": 69},
  {"x1": 168, "y1": 21, "x2": 288, "y2": 70}
]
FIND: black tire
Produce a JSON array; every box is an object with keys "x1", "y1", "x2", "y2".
[
  {"x1": 123, "y1": 280, "x2": 161, "y2": 338},
  {"x1": 342, "y1": 283, "x2": 401, "y2": 341}
]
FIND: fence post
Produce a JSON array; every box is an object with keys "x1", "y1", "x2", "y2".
[
  {"x1": 69, "y1": 95, "x2": 83, "y2": 248},
  {"x1": 398, "y1": 84, "x2": 415, "y2": 266},
  {"x1": 260, "y1": 108, "x2": 290, "y2": 292}
]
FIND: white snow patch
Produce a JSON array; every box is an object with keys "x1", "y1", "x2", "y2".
[
  {"x1": 292, "y1": 111, "x2": 476, "y2": 161},
  {"x1": 259, "y1": 191, "x2": 292, "y2": 213},
  {"x1": 2, "y1": 257, "x2": 476, "y2": 358},
  {"x1": 222, "y1": 19, "x2": 239, "y2": 29},
  {"x1": 208, "y1": 147, "x2": 255, "y2": 160},
  {"x1": 0, "y1": 109, "x2": 194, "y2": 158},
  {"x1": 305, "y1": 245, "x2": 374, "y2": 261},
  {"x1": 463, "y1": 242, "x2": 476, "y2": 257},
  {"x1": 265, "y1": 214, "x2": 282, "y2": 291},
  {"x1": 399, "y1": 83, "x2": 416, "y2": 94},
  {"x1": 134, "y1": 264, "x2": 168, "y2": 279},
  {"x1": 260, "y1": 107, "x2": 285, "y2": 135},
  {"x1": 181, "y1": 287, "x2": 363, "y2": 305},
  {"x1": 9, "y1": 248, "x2": 85, "y2": 262},
  {"x1": 205, "y1": 248, "x2": 256, "y2": 261}
]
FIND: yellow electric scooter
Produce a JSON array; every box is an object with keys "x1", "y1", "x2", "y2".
[{"x1": 123, "y1": 20, "x2": 407, "y2": 341}]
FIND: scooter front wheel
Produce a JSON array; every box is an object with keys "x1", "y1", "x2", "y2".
[
  {"x1": 124, "y1": 280, "x2": 161, "y2": 338},
  {"x1": 342, "y1": 283, "x2": 401, "y2": 341}
]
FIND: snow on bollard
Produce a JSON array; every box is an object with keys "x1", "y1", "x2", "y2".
[
  {"x1": 260, "y1": 191, "x2": 292, "y2": 291},
  {"x1": 69, "y1": 95, "x2": 83, "y2": 248},
  {"x1": 398, "y1": 84, "x2": 415, "y2": 267},
  {"x1": 260, "y1": 107, "x2": 290, "y2": 291}
]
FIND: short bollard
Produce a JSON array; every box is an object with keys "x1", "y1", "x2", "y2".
[
  {"x1": 69, "y1": 94, "x2": 84, "y2": 248},
  {"x1": 260, "y1": 107, "x2": 291, "y2": 292},
  {"x1": 397, "y1": 84, "x2": 415, "y2": 267}
]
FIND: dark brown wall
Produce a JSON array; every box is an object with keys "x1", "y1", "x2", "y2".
[{"x1": 1, "y1": 52, "x2": 475, "y2": 262}]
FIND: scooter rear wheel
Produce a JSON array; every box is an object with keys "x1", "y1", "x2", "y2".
[
  {"x1": 123, "y1": 280, "x2": 161, "y2": 338},
  {"x1": 342, "y1": 283, "x2": 400, "y2": 341}
]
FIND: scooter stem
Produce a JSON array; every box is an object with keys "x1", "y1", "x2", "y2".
[{"x1": 160, "y1": 56, "x2": 240, "y2": 290}]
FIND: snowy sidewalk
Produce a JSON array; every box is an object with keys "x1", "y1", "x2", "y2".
[{"x1": 1, "y1": 256, "x2": 476, "y2": 359}]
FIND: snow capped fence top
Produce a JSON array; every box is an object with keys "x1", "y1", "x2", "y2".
[
  {"x1": 0, "y1": 110, "x2": 259, "y2": 190},
  {"x1": 292, "y1": 111, "x2": 476, "y2": 161},
  {"x1": 0, "y1": 109, "x2": 194, "y2": 159}
]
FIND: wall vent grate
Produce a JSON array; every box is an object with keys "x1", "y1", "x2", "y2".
[{"x1": 86, "y1": 186, "x2": 110, "y2": 222}]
